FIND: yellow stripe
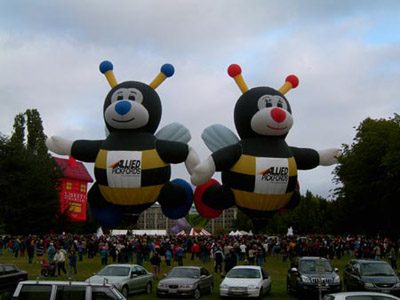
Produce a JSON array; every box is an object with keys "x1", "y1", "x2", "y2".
[
  {"x1": 95, "y1": 149, "x2": 168, "y2": 170},
  {"x1": 99, "y1": 185, "x2": 162, "y2": 205},
  {"x1": 288, "y1": 157, "x2": 297, "y2": 176},
  {"x1": 230, "y1": 154, "x2": 255, "y2": 175},
  {"x1": 233, "y1": 189, "x2": 293, "y2": 211},
  {"x1": 96, "y1": 149, "x2": 108, "y2": 169},
  {"x1": 142, "y1": 149, "x2": 168, "y2": 169}
]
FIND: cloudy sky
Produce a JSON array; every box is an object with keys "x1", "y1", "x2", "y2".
[{"x1": 1, "y1": 0, "x2": 399, "y2": 199}]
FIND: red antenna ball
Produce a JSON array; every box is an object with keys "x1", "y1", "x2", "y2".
[
  {"x1": 228, "y1": 64, "x2": 242, "y2": 78},
  {"x1": 286, "y1": 75, "x2": 299, "y2": 88}
]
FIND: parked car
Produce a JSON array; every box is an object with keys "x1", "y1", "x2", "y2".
[
  {"x1": 157, "y1": 266, "x2": 213, "y2": 299},
  {"x1": 323, "y1": 291, "x2": 400, "y2": 300},
  {"x1": 219, "y1": 265, "x2": 271, "y2": 298},
  {"x1": 287, "y1": 256, "x2": 342, "y2": 297},
  {"x1": 86, "y1": 264, "x2": 153, "y2": 298},
  {"x1": 343, "y1": 259, "x2": 400, "y2": 296},
  {"x1": 0, "y1": 264, "x2": 28, "y2": 299},
  {"x1": 12, "y1": 280, "x2": 126, "y2": 300}
]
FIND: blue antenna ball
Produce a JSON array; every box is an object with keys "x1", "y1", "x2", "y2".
[
  {"x1": 161, "y1": 64, "x2": 175, "y2": 77},
  {"x1": 99, "y1": 61, "x2": 114, "y2": 74}
]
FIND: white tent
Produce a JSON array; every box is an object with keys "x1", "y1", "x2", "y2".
[
  {"x1": 189, "y1": 228, "x2": 211, "y2": 236},
  {"x1": 228, "y1": 231, "x2": 235, "y2": 236},
  {"x1": 176, "y1": 230, "x2": 186, "y2": 236}
]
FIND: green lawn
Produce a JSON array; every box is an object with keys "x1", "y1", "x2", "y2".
[{"x1": 0, "y1": 252, "x2": 351, "y2": 300}]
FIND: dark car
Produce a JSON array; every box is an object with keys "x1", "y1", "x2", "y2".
[
  {"x1": 343, "y1": 259, "x2": 400, "y2": 296},
  {"x1": 157, "y1": 266, "x2": 213, "y2": 299},
  {"x1": 0, "y1": 264, "x2": 28, "y2": 299},
  {"x1": 287, "y1": 257, "x2": 342, "y2": 297}
]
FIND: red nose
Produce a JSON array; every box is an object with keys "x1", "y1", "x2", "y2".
[{"x1": 271, "y1": 108, "x2": 286, "y2": 123}]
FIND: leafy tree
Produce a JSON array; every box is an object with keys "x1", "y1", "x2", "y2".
[
  {"x1": 0, "y1": 110, "x2": 62, "y2": 234},
  {"x1": 334, "y1": 115, "x2": 400, "y2": 237}
]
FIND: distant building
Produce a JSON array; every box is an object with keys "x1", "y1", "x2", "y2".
[
  {"x1": 135, "y1": 203, "x2": 237, "y2": 234},
  {"x1": 53, "y1": 156, "x2": 93, "y2": 222}
]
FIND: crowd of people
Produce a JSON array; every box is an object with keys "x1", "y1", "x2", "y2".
[{"x1": 1, "y1": 232, "x2": 399, "y2": 278}]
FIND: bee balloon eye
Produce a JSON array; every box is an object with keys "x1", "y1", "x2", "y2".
[{"x1": 129, "y1": 95, "x2": 136, "y2": 101}]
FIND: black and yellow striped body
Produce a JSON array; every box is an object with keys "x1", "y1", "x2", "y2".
[
  {"x1": 221, "y1": 137, "x2": 297, "y2": 213},
  {"x1": 94, "y1": 132, "x2": 170, "y2": 206}
]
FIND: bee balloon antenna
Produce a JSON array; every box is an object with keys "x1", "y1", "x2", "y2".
[
  {"x1": 227, "y1": 64, "x2": 249, "y2": 94},
  {"x1": 149, "y1": 64, "x2": 175, "y2": 90},
  {"x1": 99, "y1": 61, "x2": 118, "y2": 88},
  {"x1": 278, "y1": 75, "x2": 299, "y2": 95}
]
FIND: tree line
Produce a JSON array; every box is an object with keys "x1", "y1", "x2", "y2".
[{"x1": 1, "y1": 110, "x2": 400, "y2": 237}]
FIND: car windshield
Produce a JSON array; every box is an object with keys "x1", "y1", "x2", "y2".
[
  {"x1": 168, "y1": 268, "x2": 199, "y2": 278},
  {"x1": 360, "y1": 262, "x2": 395, "y2": 276},
  {"x1": 299, "y1": 260, "x2": 333, "y2": 273},
  {"x1": 226, "y1": 268, "x2": 261, "y2": 279},
  {"x1": 97, "y1": 266, "x2": 130, "y2": 276}
]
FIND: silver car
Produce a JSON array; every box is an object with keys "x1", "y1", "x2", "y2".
[
  {"x1": 12, "y1": 280, "x2": 126, "y2": 300},
  {"x1": 323, "y1": 291, "x2": 400, "y2": 300},
  {"x1": 86, "y1": 264, "x2": 153, "y2": 298},
  {"x1": 220, "y1": 265, "x2": 271, "y2": 298},
  {"x1": 157, "y1": 266, "x2": 213, "y2": 299}
]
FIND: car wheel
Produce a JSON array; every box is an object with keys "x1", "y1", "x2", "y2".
[
  {"x1": 258, "y1": 289, "x2": 263, "y2": 300},
  {"x1": 122, "y1": 285, "x2": 129, "y2": 298},
  {"x1": 265, "y1": 284, "x2": 271, "y2": 295},
  {"x1": 194, "y1": 288, "x2": 201, "y2": 299},
  {"x1": 146, "y1": 282, "x2": 152, "y2": 294},
  {"x1": 286, "y1": 280, "x2": 292, "y2": 295},
  {"x1": 343, "y1": 282, "x2": 348, "y2": 292}
]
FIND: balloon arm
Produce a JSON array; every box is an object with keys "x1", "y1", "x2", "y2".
[
  {"x1": 46, "y1": 136, "x2": 73, "y2": 156},
  {"x1": 184, "y1": 146, "x2": 200, "y2": 175},
  {"x1": 190, "y1": 156, "x2": 216, "y2": 186},
  {"x1": 156, "y1": 140, "x2": 190, "y2": 164},
  {"x1": 318, "y1": 148, "x2": 341, "y2": 166},
  {"x1": 71, "y1": 140, "x2": 104, "y2": 162}
]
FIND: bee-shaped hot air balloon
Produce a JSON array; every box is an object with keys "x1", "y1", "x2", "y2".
[
  {"x1": 191, "y1": 64, "x2": 340, "y2": 228},
  {"x1": 47, "y1": 61, "x2": 199, "y2": 227}
]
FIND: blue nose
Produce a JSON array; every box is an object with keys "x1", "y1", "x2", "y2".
[{"x1": 115, "y1": 101, "x2": 131, "y2": 116}]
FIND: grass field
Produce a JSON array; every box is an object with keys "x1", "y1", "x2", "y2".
[{"x1": 0, "y1": 251, "x2": 352, "y2": 300}]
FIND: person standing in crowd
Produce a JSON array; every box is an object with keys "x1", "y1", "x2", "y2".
[
  {"x1": 27, "y1": 239, "x2": 35, "y2": 264},
  {"x1": 165, "y1": 249, "x2": 172, "y2": 267},
  {"x1": 47, "y1": 242, "x2": 56, "y2": 265},
  {"x1": 100, "y1": 246, "x2": 108, "y2": 266},
  {"x1": 388, "y1": 247, "x2": 398, "y2": 269},
  {"x1": 68, "y1": 249, "x2": 77, "y2": 275},
  {"x1": 54, "y1": 248, "x2": 67, "y2": 276},
  {"x1": 374, "y1": 243, "x2": 381, "y2": 260},
  {"x1": 150, "y1": 252, "x2": 161, "y2": 280},
  {"x1": 13, "y1": 238, "x2": 20, "y2": 258},
  {"x1": 176, "y1": 244, "x2": 184, "y2": 266},
  {"x1": 213, "y1": 245, "x2": 224, "y2": 274},
  {"x1": 35, "y1": 239, "x2": 45, "y2": 263},
  {"x1": 256, "y1": 247, "x2": 264, "y2": 266},
  {"x1": 248, "y1": 246, "x2": 255, "y2": 265}
]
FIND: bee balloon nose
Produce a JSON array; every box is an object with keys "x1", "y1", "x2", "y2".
[
  {"x1": 115, "y1": 101, "x2": 131, "y2": 115},
  {"x1": 271, "y1": 108, "x2": 286, "y2": 123}
]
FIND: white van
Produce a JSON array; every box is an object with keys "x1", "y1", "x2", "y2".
[{"x1": 12, "y1": 280, "x2": 126, "y2": 300}]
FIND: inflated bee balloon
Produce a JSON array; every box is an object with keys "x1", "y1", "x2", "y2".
[
  {"x1": 191, "y1": 64, "x2": 340, "y2": 228},
  {"x1": 47, "y1": 61, "x2": 199, "y2": 227}
]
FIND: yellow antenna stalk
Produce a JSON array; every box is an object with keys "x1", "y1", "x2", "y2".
[
  {"x1": 99, "y1": 61, "x2": 118, "y2": 88},
  {"x1": 278, "y1": 75, "x2": 299, "y2": 95},
  {"x1": 227, "y1": 64, "x2": 248, "y2": 93},
  {"x1": 149, "y1": 64, "x2": 175, "y2": 90}
]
